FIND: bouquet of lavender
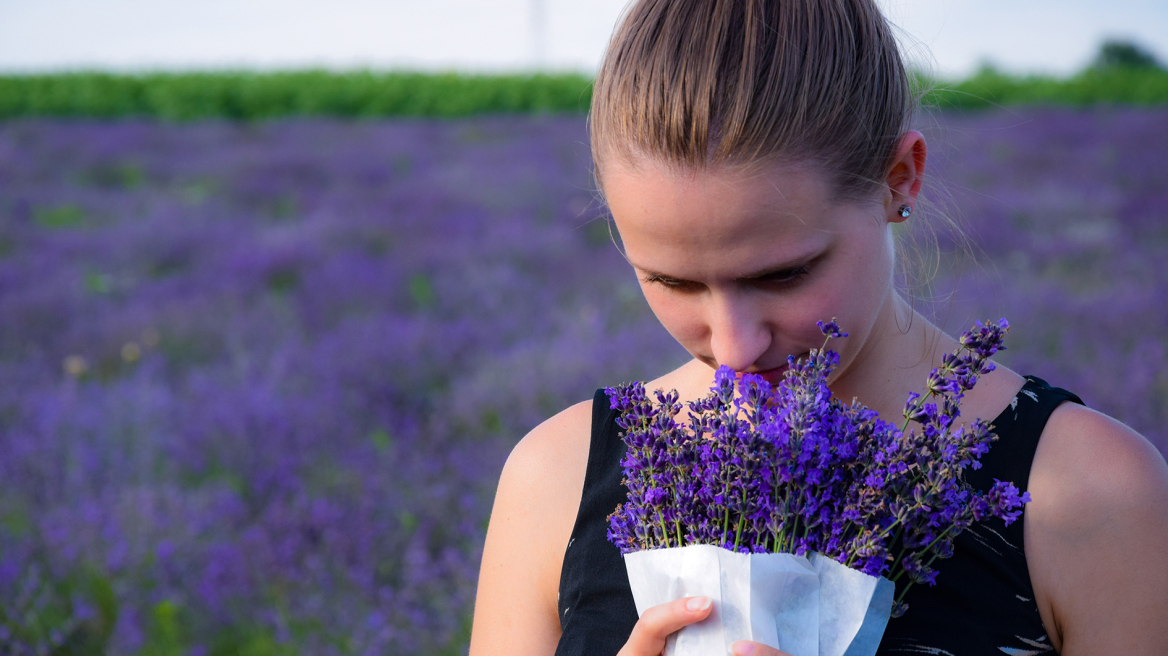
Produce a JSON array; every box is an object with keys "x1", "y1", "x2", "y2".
[{"x1": 606, "y1": 319, "x2": 1029, "y2": 656}]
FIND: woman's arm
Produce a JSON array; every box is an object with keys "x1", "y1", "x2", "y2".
[
  {"x1": 1026, "y1": 403, "x2": 1168, "y2": 654},
  {"x1": 469, "y1": 400, "x2": 593, "y2": 656}
]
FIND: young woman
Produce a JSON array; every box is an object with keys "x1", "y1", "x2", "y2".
[{"x1": 469, "y1": 1, "x2": 1168, "y2": 654}]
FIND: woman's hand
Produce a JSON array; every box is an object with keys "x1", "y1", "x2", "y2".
[
  {"x1": 727, "y1": 641, "x2": 791, "y2": 656},
  {"x1": 616, "y1": 596, "x2": 792, "y2": 656}
]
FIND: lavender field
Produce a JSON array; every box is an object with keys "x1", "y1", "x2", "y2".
[{"x1": 0, "y1": 108, "x2": 1165, "y2": 655}]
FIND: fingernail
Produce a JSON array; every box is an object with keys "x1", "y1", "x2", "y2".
[
  {"x1": 685, "y1": 596, "x2": 710, "y2": 612},
  {"x1": 731, "y1": 642, "x2": 757, "y2": 656}
]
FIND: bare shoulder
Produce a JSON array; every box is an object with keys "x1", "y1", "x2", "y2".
[
  {"x1": 1030, "y1": 403, "x2": 1168, "y2": 533},
  {"x1": 469, "y1": 398, "x2": 594, "y2": 656},
  {"x1": 504, "y1": 398, "x2": 595, "y2": 504},
  {"x1": 1025, "y1": 402, "x2": 1168, "y2": 654}
]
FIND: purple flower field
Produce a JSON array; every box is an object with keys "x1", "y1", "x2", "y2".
[{"x1": 0, "y1": 108, "x2": 1165, "y2": 654}]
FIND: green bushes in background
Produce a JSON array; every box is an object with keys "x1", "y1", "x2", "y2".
[
  {"x1": 0, "y1": 71, "x2": 595, "y2": 120},
  {"x1": 920, "y1": 66, "x2": 1168, "y2": 109},
  {"x1": 0, "y1": 42, "x2": 1166, "y2": 119}
]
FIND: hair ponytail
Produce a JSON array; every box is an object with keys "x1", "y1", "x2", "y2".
[{"x1": 590, "y1": 0, "x2": 913, "y2": 202}]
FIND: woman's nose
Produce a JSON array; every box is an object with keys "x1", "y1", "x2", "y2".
[{"x1": 706, "y1": 295, "x2": 771, "y2": 372}]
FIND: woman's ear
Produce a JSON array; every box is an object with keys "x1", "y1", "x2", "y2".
[{"x1": 885, "y1": 131, "x2": 927, "y2": 223}]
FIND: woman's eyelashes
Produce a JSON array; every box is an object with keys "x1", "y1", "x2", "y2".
[
  {"x1": 642, "y1": 265, "x2": 812, "y2": 292},
  {"x1": 751, "y1": 265, "x2": 811, "y2": 288},
  {"x1": 641, "y1": 273, "x2": 701, "y2": 292}
]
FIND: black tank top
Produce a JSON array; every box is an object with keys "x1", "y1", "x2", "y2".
[{"x1": 556, "y1": 376, "x2": 1083, "y2": 656}]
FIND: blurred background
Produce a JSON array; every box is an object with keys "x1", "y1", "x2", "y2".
[
  {"x1": 1, "y1": 0, "x2": 1166, "y2": 76},
  {"x1": 0, "y1": 1, "x2": 1165, "y2": 655}
]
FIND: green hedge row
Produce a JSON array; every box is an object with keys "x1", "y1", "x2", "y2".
[
  {"x1": 919, "y1": 66, "x2": 1168, "y2": 109},
  {"x1": 0, "y1": 71, "x2": 594, "y2": 120},
  {"x1": 0, "y1": 67, "x2": 1165, "y2": 120}
]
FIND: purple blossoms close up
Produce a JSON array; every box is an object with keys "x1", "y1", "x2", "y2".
[{"x1": 606, "y1": 319, "x2": 1028, "y2": 616}]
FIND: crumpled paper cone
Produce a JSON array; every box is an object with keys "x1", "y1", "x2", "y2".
[
  {"x1": 809, "y1": 553, "x2": 894, "y2": 656},
  {"x1": 624, "y1": 545, "x2": 893, "y2": 656}
]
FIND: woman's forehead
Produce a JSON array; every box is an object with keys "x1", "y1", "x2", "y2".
[
  {"x1": 604, "y1": 159, "x2": 851, "y2": 245},
  {"x1": 601, "y1": 157, "x2": 885, "y2": 281}
]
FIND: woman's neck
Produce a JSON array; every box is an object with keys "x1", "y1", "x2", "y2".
[
  {"x1": 829, "y1": 293, "x2": 1024, "y2": 432},
  {"x1": 828, "y1": 294, "x2": 953, "y2": 424}
]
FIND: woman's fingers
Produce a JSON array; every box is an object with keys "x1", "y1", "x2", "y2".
[
  {"x1": 616, "y1": 598, "x2": 793, "y2": 656},
  {"x1": 730, "y1": 641, "x2": 793, "y2": 656},
  {"x1": 616, "y1": 596, "x2": 712, "y2": 656}
]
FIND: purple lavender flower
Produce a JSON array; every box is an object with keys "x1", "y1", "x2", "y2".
[
  {"x1": 817, "y1": 320, "x2": 849, "y2": 339},
  {"x1": 10, "y1": 108, "x2": 1159, "y2": 650},
  {"x1": 0, "y1": 116, "x2": 697, "y2": 653},
  {"x1": 607, "y1": 318, "x2": 1027, "y2": 620}
]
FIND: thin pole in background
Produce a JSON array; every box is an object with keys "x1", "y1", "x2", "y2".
[{"x1": 531, "y1": 0, "x2": 547, "y2": 69}]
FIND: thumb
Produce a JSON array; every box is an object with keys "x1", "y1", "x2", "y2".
[{"x1": 729, "y1": 641, "x2": 793, "y2": 656}]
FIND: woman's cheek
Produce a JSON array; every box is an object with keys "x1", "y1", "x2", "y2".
[
  {"x1": 642, "y1": 287, "x2": 706, "y2": 347},
  {"x1": 805, "y1": 258, "x2": 875, "y2": 327},
  {"x1": 779, "y1": 273, "x2": 840, "y2": 326}
]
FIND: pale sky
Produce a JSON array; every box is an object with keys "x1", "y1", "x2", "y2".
[{"x1": 0, "y1": 0, "x2": 1165, "y2": 78}]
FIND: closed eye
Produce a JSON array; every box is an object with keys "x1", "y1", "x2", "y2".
[
  {"x1": 747, "y1": 264, "x2": 811, "y2": 288},
  {"x1": 642, "y1": 273, "x2": 701, "y2": 292},
  {"x1": 641, "y1": 264, "x2": 812, "y2": 292}
]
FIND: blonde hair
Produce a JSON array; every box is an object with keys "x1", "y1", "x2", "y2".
[{"x1": 590, "y1": 0, "x2": 913, "y2": 202}]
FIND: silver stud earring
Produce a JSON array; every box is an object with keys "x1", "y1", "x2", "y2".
[{"x1": 898, "y1": 205, "x2": 912, "y2": 218}]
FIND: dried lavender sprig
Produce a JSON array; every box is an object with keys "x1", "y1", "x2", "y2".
[
  {"x1": 607, "y1": 382, "x2": 681, "y2": 550},
  {"x1": 606, "y1": 318, "x2": 1030, "y2": 621},
  {"x1": 880, "y1": 319, "x2": 1021, "y2": 615},
  {"x1": 901, "y1": 318, "x2": 1010, "y2": 432}
]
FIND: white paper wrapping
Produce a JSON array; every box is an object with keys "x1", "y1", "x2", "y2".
[
  {"x1": 624, "y1": 545, "x2": 893, "y2": 656},
  {"x1": 809, "y1": 553, "x2": 894, "y2": 656}
]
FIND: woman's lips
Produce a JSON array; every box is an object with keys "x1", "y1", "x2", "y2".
[
  {"x1": 747, "y1": 353, "x2": 809, "y2": 385},
  {"x1": 753, "y1": 365, "x2": 789, "y2": 385}
]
